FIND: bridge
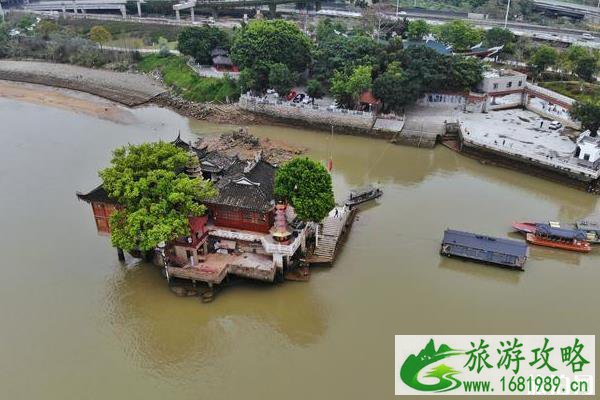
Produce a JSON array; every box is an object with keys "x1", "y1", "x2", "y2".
[
  {"x1": 533, "y1": 0, "x2": 600, "y2": 23},
  {"x1": 23, "y1": 0, "x2": 145, "y2": 17},
  {"x1": 173, "y1": 0, "x2": 320, "y2": 21}
]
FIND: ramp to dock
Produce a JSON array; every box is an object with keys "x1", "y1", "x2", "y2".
[{"x1": 306, "y1": 206, "x2": 356, "y2": 265}]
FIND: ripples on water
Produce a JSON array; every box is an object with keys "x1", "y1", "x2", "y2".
[{"x1": 0, "y1": 93, "x2": 598, "y2": 399}]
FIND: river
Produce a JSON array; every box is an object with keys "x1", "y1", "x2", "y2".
[{"x1": 0, "y1": 86, "x2": 598, "y2": 399}]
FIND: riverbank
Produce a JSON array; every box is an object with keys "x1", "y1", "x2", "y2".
[
  {"x1": 0, "y1": 60, "x2": 285, "y2": 126},
  {"x1": 0, "y1": 80, "x2": 138, "y2": 124}
]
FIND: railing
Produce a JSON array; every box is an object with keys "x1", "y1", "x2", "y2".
[
  {"x1": 525, "y1": 83, "x2": 575, "y2": 107},
  {"x1": 240, "y1": 94, "x2": 375, "y2": 119},
  {"x1": 261, "y1": 228, "x2": 306, "y2": 256}
]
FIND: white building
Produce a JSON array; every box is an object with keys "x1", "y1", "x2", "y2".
[
  {"x1": 478, "y1": 69, "x2": 527, "y2": 95},
  {"x1": 574, "y1": 134, "x2": 600, "y2": 169}
]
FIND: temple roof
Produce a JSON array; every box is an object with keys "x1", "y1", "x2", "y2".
[
  {"x1": 172, "y1": 132, "x2": 191, "y2": 150},
  {"x1": 78, "y1": 136, "x2": 278, "y2": 213},
  {"x1": 76, "y1": 185, "x2": 116, "y2": 204},
  {"x1": 207, "y1": 159, "x2": 276, "y2": 213}
]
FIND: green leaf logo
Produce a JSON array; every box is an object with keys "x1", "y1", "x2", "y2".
[{"x1": 400, "y1": 339, "x2": 463, "y2": 392}]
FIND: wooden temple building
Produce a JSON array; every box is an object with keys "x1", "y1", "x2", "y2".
[{"x1": 77, "y1": 135, "x2": 308, "y2": 288}]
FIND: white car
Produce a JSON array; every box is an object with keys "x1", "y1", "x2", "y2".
[
  {"x1": 398, "y1": 11, "x2": 407, "y2": 15},
  {"x1": 549, "y1": 121, "x2": 563, "y2": 130},
  {"x1": 582, "y1": 33, "x2": 594, "y2": 41},
  {"x1": 302, "y1": 96, "x2": 313, "y2": 104}
]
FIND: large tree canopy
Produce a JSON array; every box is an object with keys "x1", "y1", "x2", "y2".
[
  {"x1": 99, "y1": 142, "x2": 217, "y2": 251},
  {"x1": 529, "y1": 45, "x2": 558, "y2": 77},
  {"x1": 274, "y1": 157, "x2": 335, "y2": 223},
  {"x1": 434, "y1": 20, "x2": 483, "y2": 52},
  {"x1": 177, "y1": 26, "x2": 229, "y2": 65},
  {"x1": 571, "y1": 100, "x2": 600, "y2": 138},
  {"x1": 231, "y1": 20, "x2": 312, "y2": 73}
]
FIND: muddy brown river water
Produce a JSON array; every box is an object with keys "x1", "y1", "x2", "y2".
[{"x1": 0, "y1": 88, "x2": 598, "y2": 399}]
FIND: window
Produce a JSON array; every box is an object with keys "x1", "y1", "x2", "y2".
[
  {"x1": 518, "y1": 80, "x2": 522, "y2": 87},
  {"x1": 507, "y1": 81, "x2": 513, "y2": 88},
  {"x1": 584, "y1": 154, "x2": 591, "y2": 161},
  {"x1": 493, "y1": 83, "x2": 499, "y2": 90}
]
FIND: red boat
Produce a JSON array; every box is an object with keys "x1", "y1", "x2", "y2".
[
  {"x1": 524, "y1": 223, "x2": 592, "y2": 253},
  {"x1": 512, "y1": 222, "x2": 537, "y2": 234}
]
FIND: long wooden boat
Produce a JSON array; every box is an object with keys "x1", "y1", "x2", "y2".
[
  {"x1": 514, "y1": 221, "x2": 600, "y2": 244},
  {"x1": 344, "y1": 185, "x2": 383, "y2": 207},
  {"x1": 440, "y1": 229, "x2": 528, "y2": 270},
  {"x1": 525, "y1": 224, "x2": 592, "y2": 253}
]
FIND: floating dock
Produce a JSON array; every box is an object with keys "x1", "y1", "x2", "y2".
[
  {"x1": 440, "y1": 229, "x2": 528, "y2": 270},
  {"x1": 306, "y1": 206, "x2": 357, "y2": 265}
]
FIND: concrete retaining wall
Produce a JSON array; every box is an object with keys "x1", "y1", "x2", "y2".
[{"x1": 238, "y1": 95, "x2": 396, "y2": 138}]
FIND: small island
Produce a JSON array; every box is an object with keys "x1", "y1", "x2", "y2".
[{"x1": 77, "y1": 131, "x2": 355, "y2": 301}]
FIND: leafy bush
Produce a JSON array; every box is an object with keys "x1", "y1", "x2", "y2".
[{"x1": 137, "y1": 54, "x2": 239, "y2": 103}]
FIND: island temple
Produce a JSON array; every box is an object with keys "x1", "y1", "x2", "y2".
[{"x1": 77, "y1": 134, "x2": 309, "y2": 289}]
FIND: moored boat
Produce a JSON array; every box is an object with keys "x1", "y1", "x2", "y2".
[
  {"x1": 440, "y1": 229, "x2": 528, "y2": 270},
  {"x1": 525, "y1": 224, "x2": 592, "y2": 253},
  {"x1": 514, "y1": 220, "x2": 600, "y2": 244},
  {"x1": 344, "y1": 185, "x2": 383, "y2": 207}
]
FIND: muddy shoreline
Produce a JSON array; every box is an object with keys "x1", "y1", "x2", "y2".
[{"x1": 0, "y1": 60, "x2": 302, "y2": 128}]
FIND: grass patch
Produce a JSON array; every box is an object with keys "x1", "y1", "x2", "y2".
[
  {"x1": 539, "y1": 81, "x2": 600, "y2": 102},
  {"x1": 137, "y1": 54, "x2": 239, "y2": 103}
]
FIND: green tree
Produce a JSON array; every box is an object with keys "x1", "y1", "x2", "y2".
[
  {"x1": 231, "y1": 20, "x2": 312, "y2": 73},
  {"x1": 330, "y1": 64, "x2": 372, "y2": 109},
  {"x1": 446, "y1": 56, "x2": 484, "y2": 91},
  {"x1": 434, "y1": 20, "x2": 483, "y2": 52},
  {"x1": 313, "y1": 26, "x2": 382, "y2": 84},
  {"x1": 529, "y1": 45, "x2": 558, "y2": 78},
  {"x1": 37, "y1": 20, "x2": 59, "y2": 40},
  {"x1": 571, "y1": 99, "x2": 600, "y2": 137},
  {"x1": 574, "y1": 55, "x2": 598, "y2": 83},
  {"x1": 99, "y1": 142, "x2": 217, "y2": 251},
  {"x1": 274, "y1": 157, "x2": 335, "y2": 223},
  {"x1": 89, "y1": 25, "x2": 112, "y2": 50},
  {"x1": 176, "y1": 26, "x2": 229, "y2": 65},
  {"x1": 238, "y1": 67, "x2": 258, "y2": 94},
  {"x1": 485, "y1": 27, "x2": 515, "y2": 47},
  {"x1": 268, "y1": 63, "x2": 296, "y2": 97},
  {"x1": 306, "y1": 79, "x2": 324, "y2": 103},
  {"x1": 407, "y1": 19, "x2": 430, "y2": 40}
]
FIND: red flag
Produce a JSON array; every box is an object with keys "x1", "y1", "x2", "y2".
[{"x1": 327, "y1": 158, "x2": 333, "y2": 172}]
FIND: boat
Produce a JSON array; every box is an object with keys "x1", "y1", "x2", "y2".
[
  {"x1": 344, "y1": 185, "x2": 383, "y2": 207},
  {"x1": 440, "y1": 229, "x2": 528, "y2": 270},
  {"x1": 525, "y1": 224, "x2": 592, "y2": 253},
  {"x1": 513, "y1": 220, "x2": 600, "y2": 244},
  {"x1": 576, "y1": 220, "x2": 600, "y2": 243}
]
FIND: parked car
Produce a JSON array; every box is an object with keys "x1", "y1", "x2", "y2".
[
  {"x1": 582, "y1": 33, "x2": 595, "y2": 41},
  {"x1": 293, "y1": 93, "x2": 306, "y2": 103},
  {"x1": 302, "y1": 96, "x2": 313, "y2": 105},
  {"x1": 266, "y1": 89, "x2": 276, "y2": 94},
  {"x1": 327, "y1": 102, "x2": 339, "y2": 111},
  {"x1": 286, "y1": 91, "x2": 297, "y2": 101},
  {"x1": 549, "y1": 121, "x2": 563, "y2": 130}
]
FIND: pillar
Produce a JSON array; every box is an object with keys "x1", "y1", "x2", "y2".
[
  {"x1": 190, "y1": 7, "x2": 195, "y2": 23},
  {"x1": 273, "y1": 253, "x2": 284, "y2": 268},
  {"x1": 176, "y1": 9, "x2": 180, "y2": 21},
  {"x1": 137, "y1": 0, "x2": 142, "y2": 17},
  {"x1": 120, "y1": 5, "x2": 126, "y2": 18},
  {"x1": 269, "y1": 2, "x2": 276, "y2": 18}
]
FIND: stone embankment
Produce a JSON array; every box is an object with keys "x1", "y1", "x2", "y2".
[
  {"x1": 238, "y1": 95, "x2": 403, "y2": 138},
  {"x1": 0, "y1": 60, "x2": 166, "y2": 106}
]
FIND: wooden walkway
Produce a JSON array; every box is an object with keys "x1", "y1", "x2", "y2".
[{"x1": 306, "y1": 206, "x2": 356, "y2": 265}]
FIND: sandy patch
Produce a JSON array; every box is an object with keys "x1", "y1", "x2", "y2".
[{"x1": 0, "y1": 80, "x2": 137, "y2": 124}]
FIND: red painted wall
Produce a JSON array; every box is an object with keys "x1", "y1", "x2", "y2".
[
  {"x1": 91, "y1": 202, "x2": 118, "y2": 235},
  {"x1": 209, "y1": 205, "x2": 273, "y2": 233}
]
